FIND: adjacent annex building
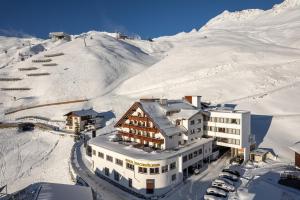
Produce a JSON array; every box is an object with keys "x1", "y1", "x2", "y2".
[
  {"x1": 64, "y1": 109, "x2": 104, "y2": 133},
  {"x1": 88, "y1": 96, "x2": 254, "y2": 198}
]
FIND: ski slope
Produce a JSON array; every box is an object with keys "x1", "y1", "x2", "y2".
[{"x1": 0, "y1": 0, "x2": 300, "y2": 195}]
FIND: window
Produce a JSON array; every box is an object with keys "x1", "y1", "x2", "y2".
[
  {"x1": 129, "y1": 178, "x2": 132, "y2": 188},
  {"x1": 98, "y1": 152, "x2": 104, "y2": 158},
  {"x1": 162, "y1": 165, "x2": 168, "y2": 173},
  {"x1": 183, "y1": 155, "x2": 188, "y2": 163},
  {"x1": 191, "y1": 129, "x2": 195, "y2": 134},
  {"x1": 190, "y1": 120, "x2": 195, "y2": 125},
  {"x1": 104, "y1": 167, "x2": 109, "y2": 176},
  {"x1": 197, "y1": 128, "x2": 201, "y2": 133},
  {"x1": 126, "y1": 163, "x2": 134, "y2": 171},
  {"x1": 92, "y1": 150, "x2": 96, "y2": 156},
  {"x1": 231, "y1": 119, "x2": 240, "y2": 124},
  {"x1": 169, "y1": 136, "x2": 173, "y2": 139},
  {"x1": 106, "y1": 155, "x2": 113, "y2": 162},
  {"x1": 219, "y1": 127, "x2": 225, "y2": 133},
  {"x1": 138, "y1": 167, "x2": 147, "y2": 174},
  {"x1": 170, "y1": 162, "x2": 176, "y2": 170},
  {"x1": 150, "y1": 168, "x2": 159, "y2": 174},
  {"x1": 188, "y1": 153, "x2": 193, "y2": 160},
  {"x1": 193, "y1": 151, "x2": 198, "y2": 157},
  {"x1": 198, "y1": 149, "x2": 202, "y2": 155},
  {"x1": 114, "y1": 171, "x2": 120, "y2": 181},
  {"x1": 172, "y1": 174, "x2": 177, "y2": 181},
  {"x1": 197, "y1": 119, "x2": 201, "y2": 124},
  {"x1": 116, "y1": 158, "x2": 123, "y2": 166}
]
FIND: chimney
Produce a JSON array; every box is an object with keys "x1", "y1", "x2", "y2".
[{"x1": 184, "y1": 96, "x2": 201, "y2": 108}]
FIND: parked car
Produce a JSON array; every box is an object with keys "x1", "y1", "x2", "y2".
[
  {"x1": 206, "y1": 187, "x2": 227, "y2": 198},
  {"x1": 204, "y1": 194, "x2": 225, "y2": 200},
  {"x1": 213, "y1": 178, "x2": 234, "y2": 186},
  {"x1": 212, "y1": 181, "x2": 235, "y2": 192},
  {"x1": 219, "y1": 172, "x2": 239, "y2": 182},
  {"x1": 222, "y1": 168, "x2": 240, "y2": 177}
]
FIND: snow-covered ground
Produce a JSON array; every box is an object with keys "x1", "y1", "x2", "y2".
[
  {"x1": 1, "y1": 0, "x2": 300, "y2": 197},
  {"x1": 0, "y1": 128, "x2": 73, "y2": 193}
]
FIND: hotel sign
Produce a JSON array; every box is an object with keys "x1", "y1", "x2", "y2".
[{"x1": 125, "y1": 159, "x2": 160, "y2": 167}]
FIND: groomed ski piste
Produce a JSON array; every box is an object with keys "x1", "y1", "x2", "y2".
[{"x1": 1, "y1": 0, "x2": 300, "y2": 199}]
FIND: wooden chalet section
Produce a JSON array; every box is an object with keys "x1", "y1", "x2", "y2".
[{"x1": 115, "y1": 102, "x2": 165, "y2": 149}]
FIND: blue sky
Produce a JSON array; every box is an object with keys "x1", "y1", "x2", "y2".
[{"x1": 0, "y1": 0, "x2": 283, "y2": 39}]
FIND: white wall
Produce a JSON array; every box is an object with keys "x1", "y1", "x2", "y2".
[{"x1": 90, "y1": 145, "x2": 183, "y2": 196}]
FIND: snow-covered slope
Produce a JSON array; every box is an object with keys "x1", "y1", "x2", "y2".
[
  {"x1": 1, "y1": 0, "x2": 300, "y2": 163},
  {"x1": 112, "y1": 0, "x2": 300, "y2": 162}
]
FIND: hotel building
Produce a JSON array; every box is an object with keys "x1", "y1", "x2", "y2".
[{"x1": 88, "y1": 96, "x2": 254, "y2": 198}]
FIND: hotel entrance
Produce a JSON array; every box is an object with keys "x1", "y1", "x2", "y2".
[{"x1": 146, "y1": 179, "x2": 155, "y2": 194}]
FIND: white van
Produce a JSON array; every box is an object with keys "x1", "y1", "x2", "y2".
[
  {"x1": 219, "y1": 172, "x2": 238, "y2": 181},
  {"x1": 212, "y1": 180, "x2": 235, "y2": 192}
]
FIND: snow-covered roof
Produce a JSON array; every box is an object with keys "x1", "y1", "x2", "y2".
[
  {"x1": 139, "y1": 99, "x2": 200, "y2": 136},
  {"x1": 289, "y1": 141, "x2": 300, "y2": 153},
  {"x1": 169, "y1": 109, "x2": 200, "y2": 120},
  {"x1": 36, "y1": 183, "x2": 93, "y2": 200},
  {"x1": 64, "y1": 109, "x2": 99, "y2": 117},
  {"x1": 89, "y1": 132, "x2": 213, "y2": 160}
]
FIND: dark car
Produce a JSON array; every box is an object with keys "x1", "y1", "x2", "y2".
[{"x1": 222, "y1": 169, "x2": 240, "y2": 177}]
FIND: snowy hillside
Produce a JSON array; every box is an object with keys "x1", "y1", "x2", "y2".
[{"x1": 1, "y1": 0, "x2": 300, "y2": 187}]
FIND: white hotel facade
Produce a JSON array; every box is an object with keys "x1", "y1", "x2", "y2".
[{"x1": 88, "y1": 96, "x2": 254, "y2": 198}]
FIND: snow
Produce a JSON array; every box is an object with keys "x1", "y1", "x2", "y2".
[
  {"x1": 0, "y1": 128, "x2": 73, "y2": 193},
  {"x1": 1, "y1": 0, "x2": 300, "y2": 198}
]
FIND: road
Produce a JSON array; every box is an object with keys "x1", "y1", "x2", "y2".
[{"x1": 71, "y1": 141, "x2": 138, "y2": 200}]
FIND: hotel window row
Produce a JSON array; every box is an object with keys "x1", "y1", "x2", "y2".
[
  {"x1": 190, "y1": 118, "x2": 202, "y2": 125},
  {"x1": 93, "y1": 149, "x2": 177, "y2": 174},
  {"x1": 204, "y1": 116, "x2": 241, "y2": 124},
  {"x1": 216, "y1": 137, "x2": 240, "y2": 145},
  {"x1": 128, "y1": 120, "x2": 153, "y2": 127},
  {"x1": 205, "y1": 126, "x2": 240, "y2": 135},
  {"x1": 182, "y1": 148, "x2": 203, "y2": 163},
  {"x1": 128, "y1": 129, "x2": 157, "y2": 138}
]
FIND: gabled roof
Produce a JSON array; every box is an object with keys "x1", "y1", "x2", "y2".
[
  {"x1": 140, "y1": 101, "x2": 185, "y2": 136},
  {"x1": 64, "y1": 109, "x2": 99, "y2": 117},
  {"x1": 114, "y1": 99, "x2": 201, "y2": 137}
]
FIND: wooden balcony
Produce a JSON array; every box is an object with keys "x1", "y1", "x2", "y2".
[
  {"x1": 127, "y1": 115, "x2": 149, "y2": 122},
  {"x1": 122, "y1": 123, "x2": 159, "y2": 133},
  {"x1": 118, "y1": 131, "x2": 164, "y2": 144}
]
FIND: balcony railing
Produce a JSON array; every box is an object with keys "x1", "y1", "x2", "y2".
[
  {"x1": 118, "y1": 131, "x2": 164, "y2": 144},
  {"x1": 122, "y1": 123, "x2": 158, "y2": 133},
  {"x1": 127, "y1": 115, "x2": 149, "y2": 122}
]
